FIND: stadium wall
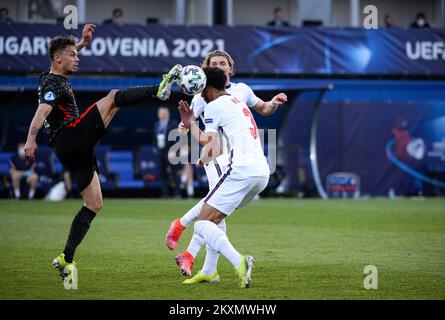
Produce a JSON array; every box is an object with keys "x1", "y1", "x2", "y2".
[{"x1": 282, "y1": 80, "x2": 445, "y2": 197}]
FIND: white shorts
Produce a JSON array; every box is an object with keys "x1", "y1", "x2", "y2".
[
  {"x1": 204, "y1": 158, "x2": 228, "y2": 190},
  {"x1": 204, "y1": 174, "x2": 269, "y2": 216}
]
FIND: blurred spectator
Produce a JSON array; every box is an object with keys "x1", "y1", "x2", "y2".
[
  {"x1": 0, "y1": 7, "x2": 14, "y2": 24},
  {"x1": 267, "y1": 7, "x2": 289, "y2": 27},
  {"x1": 179, "y1": 164, "x2": 194, "y2": 198},
  {"x1": 391, "y1": 118, "x2": 411, "y2": 160},
  {"x1": 153, "y1": 107, "x2": 180, "y2": 197},
  {"x1": 103, "y1": 8, "x2": 124, "y2": 26},
  {"x1": 384, "y1": 14, "x2": 395, "y2": 28},
  {"x1": 28, "y1": 0, "x2": 41, "y2": 22},
  {"x1": 410, "y1": 12, "x2": 430, "y2": 28},
  {"x1": 9, "y1": 143, "x2": 38, "y2": 199},
  {"x1": 390, "y1": 117, "x2": 423, "y2": 196},
  {"x1": 63, "y1": 169, "x2": 73, "y2": 197},
  {"x1": 177, "y1": 142, "x2": 194, "y2": 198},
  {"x1": 44, "y1": 169, "x2": 72, "y2": 201}
]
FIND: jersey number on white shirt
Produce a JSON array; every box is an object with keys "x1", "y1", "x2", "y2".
[{"x1": 232, "y1": 96, "x2": 259, "y2": 140}]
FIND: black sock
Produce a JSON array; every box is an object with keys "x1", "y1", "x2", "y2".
[
  {"x1": 114, "y1": 86, "x2": 159, "y2": 107},
  {"x1": 63, "y1": 206, "x2": 96, "y2": 263}
]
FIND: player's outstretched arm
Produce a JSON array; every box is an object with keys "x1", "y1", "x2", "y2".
[
  {"x1": 253, "y1": 92, "x2": 288, "y2": 116},
  {"x1": 76, "y1": 24, "x2": 96, "y2": 52},
  {"x1": 24, "y1": 103, "x2": 52, "y2": 160}
]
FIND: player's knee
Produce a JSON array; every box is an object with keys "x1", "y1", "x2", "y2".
[
  {"x1": 107, "y1": 89, "x2": 119, "y2": 108},
  {"x1": 108, "y1": 89, "x2": 118, "y2": 100},
  {"x1": 86, "y1": 199, "x2": 103, "y2": 213},
  {"x1": 94, "y1": 200, "x2": 103, "y2": 213}
]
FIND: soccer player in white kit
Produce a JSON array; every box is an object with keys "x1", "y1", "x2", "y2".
[
  {"x1": 165, "y1": 51, "x2": 287, "y2": 283},
  {"x1": 178, "y1": 67, "x2": 271, "y2": 288}
]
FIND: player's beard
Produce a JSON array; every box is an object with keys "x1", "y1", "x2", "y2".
[{"x1": 67, "y1": 63, "x2": 79, "y2": 74}]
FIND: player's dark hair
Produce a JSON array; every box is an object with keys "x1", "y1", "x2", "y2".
[
  {"x1": 48, "y1": 35, "x2": 76, "y2": 61},
  {"x1": 203, "y1": 67, "x2": 226, "y2": 91}
]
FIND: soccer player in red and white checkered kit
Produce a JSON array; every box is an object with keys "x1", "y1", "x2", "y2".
[{"x1": 24, "y1": 24, "x2": 182, "y2": 281}]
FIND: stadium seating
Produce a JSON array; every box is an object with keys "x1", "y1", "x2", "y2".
[
  {"x1": 135, "y1": 145, "x2": 163, "y2": 190},
  {"x1": 108, "y1": 151, "x2": 144, "y2": 189},
  {"x1": 34, "y1": 146, "x2": 57, "y2": 194},
  {"x1": 95, "y1": 144, "x2": 116, "y2": 190},
  {"x1": 96, "y1": 144, "x2": 111, "y2": 174}
]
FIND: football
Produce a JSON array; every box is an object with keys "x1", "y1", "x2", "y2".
[{"x1": 179, "y1": 65, "x2": 207, "y2": 96}]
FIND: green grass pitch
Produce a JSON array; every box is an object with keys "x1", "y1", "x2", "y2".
[{"x1": 0, "y1": 198, "x2": 444, "y2": 300}]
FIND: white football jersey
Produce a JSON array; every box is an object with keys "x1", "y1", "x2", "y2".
[
  {"x1": 204, "y1": 94, "x2": 270, "y2": 179},
  {"x1": 190, "y1": 82, "x2": 259, "y2": 162},
  {"x1": 191, "y1": 82, "x2": 258, "y2": 120}
]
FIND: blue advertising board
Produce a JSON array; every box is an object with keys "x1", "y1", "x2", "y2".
[{"x1": 1, "y1": 24, "x2": 445, "y2": 75}]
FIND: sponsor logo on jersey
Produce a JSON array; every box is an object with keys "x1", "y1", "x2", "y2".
[{"x1": 205, "y1": 118, "x2": 213, "y2": 124}]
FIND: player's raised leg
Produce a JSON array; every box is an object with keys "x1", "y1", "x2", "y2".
[
  {"x1": 166, "y1": 199, "x2": 204, "y2": 250},
  {"x1": 95, "y1": 64, "x2": 182, "y2": 128}
]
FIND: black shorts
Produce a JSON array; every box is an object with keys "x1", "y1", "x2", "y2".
[{"x1": 52, "y1": 104, "x2": 106, "y2": 192}]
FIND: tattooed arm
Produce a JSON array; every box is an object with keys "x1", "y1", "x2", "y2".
[{"x1": 24, "y1": 103, "x2": 52, "y2": 160}]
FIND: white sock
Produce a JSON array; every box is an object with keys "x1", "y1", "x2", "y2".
[
  {"x1": 28, "y1": 188, "x2": 36, "y2": 199},
  {"x1": 14, "y1": 188, "x2": 20, "y2": 199},
  {"x1": 180, "y1": 200, "x2": 204, "y2": 228},
  {"x1": 186, "y1": 219, "x2": 226, "y2": 260},
  {"x1": 202, "y1": 220, "x2": 226, "y2": 275},
  {"x1": 186, "y1": 233, "x2": 205, "y2": 257},
  {"x1": 194, "y1": 220, "x2": 242, "y2": 269},
  {"x1": 202, "y1": 245, "x2": 220, "y2": 276}
]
